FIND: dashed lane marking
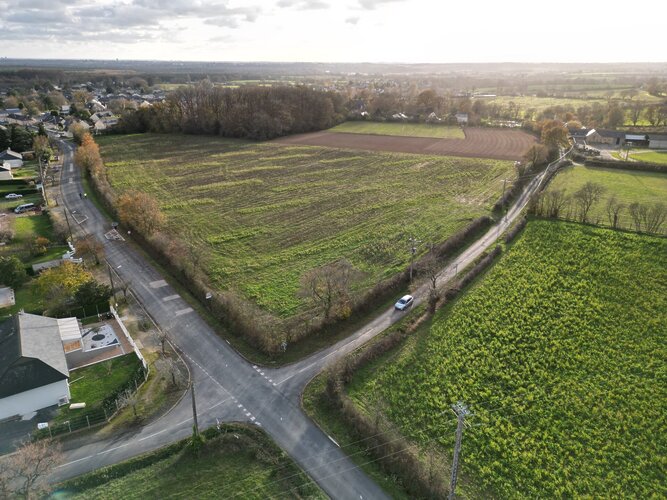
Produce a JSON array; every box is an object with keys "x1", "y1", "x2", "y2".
[
  {"x1": 174, "y1": 307, "x2": 194, "y2": 317},
  {"x1": 149, "y1": 279, "x2": 168, "y2": 288},
  {"x1": 162, "y1": 294, "x2": 180, "y2": 302}
]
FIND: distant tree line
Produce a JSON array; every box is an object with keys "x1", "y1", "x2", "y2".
[{"x1": 115, "y1": 81, "x2": 346, "y2": 140}]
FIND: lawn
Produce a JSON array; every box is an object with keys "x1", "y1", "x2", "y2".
[
  {"x1": 547, "y1": 164, "x2": 667, "y2": 233},
  {"x1": 329, "y1": 121, "x2": 465, "y2": 139},
  {"x1": 98, "y1": 133, "x2": 512, "y2": 318},
  {"x1": 348, "y1": 220, "x2": 667, "y2": 497},
  {"x1": 55, "y1": 354, "x2": 143, "y2": 424},
  {"x1": 56, "y1": 424, "x2": 325, "y2": 499}
]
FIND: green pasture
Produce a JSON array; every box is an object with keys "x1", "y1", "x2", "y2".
[
  {"x1": 547, "y1": 164, "x2": 667, "y2": 232},
  {"x1": 349, "y1": 220, "x2": 667, "y2": 497},
  {"x1": 98, "y1": 133, "x2": 513, "y2": 317}
]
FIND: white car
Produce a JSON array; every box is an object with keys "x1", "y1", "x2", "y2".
[
  {"x1": 394, "y1": 294, "x2": 414, "y2": 311},
  {"x1": 5, "y1": 193, "x2": 23, "y2": 200}
]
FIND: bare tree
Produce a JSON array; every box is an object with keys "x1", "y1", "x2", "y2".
[
  {"x1": 0, "y1": 439, "x2": 63, "y2": 499},
  {"x1": 299, "y1": 259, "x2": 361, "y2": 320},
  {"x1": 545, "y1": 189, "x2": 569, "y2": 218},
  {"x1": 628, "y1": 202, "x2": 643, "y2": 232},
  {"x1": 643, "y1": 203, "x2": 666, "y2": 234},
  {"x1": 118, "y1": 389, "x2": 140, "y2": 417},
  {"x1": 157, "y1": 331, "x2": 168, "y2": 355},
  {"x1": 573, "y1": 182, "x2": 605, "y2": 223},
  {"x1": 605, "y1": 196, "x2": 625, "y2": 229},
  {"x1": 418, "y1": 251, "x2": 440, "y2": 313},
  {"x1": 155, "y1": 357, "x2": 187, "y2": 388}
]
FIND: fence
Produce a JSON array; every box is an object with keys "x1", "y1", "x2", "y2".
[{"x1": 110, "y1": 305, "x2": 148, "y2": 371}]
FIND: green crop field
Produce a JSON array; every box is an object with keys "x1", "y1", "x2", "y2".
[
  {"x1": 329, "y1": 121, "x2": 465, "y2": 139},
  {"x1": 98, "y1": 133, "x2": 512, "y2": 317},
  {"x1": 547, "y1": 164, "x2": 667, "y2": 233},
  {"x1": 348, "y1": 220, "x2": 667, "y2": 497},
  {"x1": 57, "y1": 424, "x2": 324, "y2": 499}
]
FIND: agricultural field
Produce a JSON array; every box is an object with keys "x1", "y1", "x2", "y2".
[
  {"x1": 329, "y1": 121, "x2": 465, "y2": 139},
  {"x1": 276, "y1": 127, "x2": 534, "y2": 161},
  {"x1": 547, "y1": 164, "x2": 667, "y2": 233},
  {"x1": 56, "y1": 424, "x2": 324, "y2": 499},
  {"x1": 348, "y1": 220, "x2": 667, "y2": 497},
  {"x1": 98, "y1": 133, "x2": 514, "y2": 317},
  {"x1": 349, "y1": 220, "x2": 666, "y2": 496}
]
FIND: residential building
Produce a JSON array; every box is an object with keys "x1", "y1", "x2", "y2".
[
  {"x1": 0, "y1": 313, "x2": 71, "y2": 420},
  {"x1": 0, "y1": 149, "x2": 23, "y2": 168}
]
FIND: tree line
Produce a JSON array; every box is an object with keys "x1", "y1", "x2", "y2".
[
  {"x1": 115, "y1": 81, "x2": 347, "y2": 140},
  {"x1": 530, "y1": 181, "x2": 666, "y2": 234}
]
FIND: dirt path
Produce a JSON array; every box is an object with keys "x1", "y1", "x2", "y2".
[{"x1": 274, "y1": 127, "x2": 536, "y2": 161}]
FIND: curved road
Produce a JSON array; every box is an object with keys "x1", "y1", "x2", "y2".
[{"x1": 51, "y1": 138, "x2": 566, "y2": 498}]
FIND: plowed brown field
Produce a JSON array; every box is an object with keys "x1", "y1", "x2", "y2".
[{"x1": 274, "y1": 127, "x2": 536, "y2": 161}]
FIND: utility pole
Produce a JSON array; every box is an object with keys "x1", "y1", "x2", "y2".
[
  {"x1": 449, "y1": 401, "x2": 471, "y2": 500},
  {"x1": 107, "y1": 262, "x2": 116, "y2": 299},
  {"x1": 408, "y1": 236, "x2": 421, "y2": 281},
  {"x1": 191, "y1": 381, "x2": 199, "y2": 436},
  {"x1": 63, "y1": 206, "x2": 74, "y2": 244}
]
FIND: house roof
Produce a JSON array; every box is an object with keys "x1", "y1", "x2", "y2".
[
  {"x1": 595, "y1": 129, "x2": 626, "y2": 139},
  {"x1": 626, "y1": 134, "x2": 648, "y2": 141},
  {"x1": 0, "y1": 314, "x2": 69, "y2": 399},
  {"x1": 0, "y1": 149, "x2": 22, "y2": 161}
]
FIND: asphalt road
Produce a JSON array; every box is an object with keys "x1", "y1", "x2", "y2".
[{"x1": 50, "y1": 138, "x2": 564, "y2": 498}]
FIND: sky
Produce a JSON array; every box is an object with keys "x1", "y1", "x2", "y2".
[{"x1": 0, "y1": 0, "x2": 666, "y2": 63}]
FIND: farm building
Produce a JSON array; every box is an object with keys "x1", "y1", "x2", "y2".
[
  {"x1": 569, "y1": 128, "x2": 596, "y2": 144},
  {"x1": 625, "y1": 134, "x2": 649, "y2": 147},
  {"x1": 0, "y1": 149, "x2": 23, "y2": 168},
  {"x1": 648, "y1": 134, "x2": 667, "y2": 149},
  {"x1": 455, "y1": 112, "x2": 469, "y2": 125},
  {"x1": 587, "y1": 129, "x2": 626, "y2": 146},
  {"x1": 0, "y1": 313, "x2": 72, "y2": 420}
]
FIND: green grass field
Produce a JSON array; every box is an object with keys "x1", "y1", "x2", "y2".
[
  {"x1": 348, "y1": 220, "x2": 667, "y2": 497},
  {"x1": 98, "y1": 133, "x2": 512, "y2": 317},
  {"x1": 547, "y1": 164, "x2": 667, "y2": 232},
  {"x1": 628, "y1": 150, "x2": 667, "y2": 165},
  {"x1": 329, "y1": 121, "x2": 465, "y2": 139},
  {"x1": 56, "y1": 424, "x2": 324, "y2": 499}
]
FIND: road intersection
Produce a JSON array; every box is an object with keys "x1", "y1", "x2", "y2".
[{"x1": 51, "y1": 138, "x2": 564, "y2": 498}]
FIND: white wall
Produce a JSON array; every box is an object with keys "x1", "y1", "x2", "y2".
[
  {"x1": 0, "y1": 380, "x2": 70, "y2": 420},
  {"x1": 4, "y1": 159, "x2": 22, "y2": 168},
  {"x1": 649, "y1": 140, "x2": 667, "y2": 149}
]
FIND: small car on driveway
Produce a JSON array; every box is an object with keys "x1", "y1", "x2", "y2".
[
  {"x1": 5, "y1": 193, "x2": 23, "y2": 199},
  {"x1": 394, "y1": 294, "x2": 414, "y2": 311}
]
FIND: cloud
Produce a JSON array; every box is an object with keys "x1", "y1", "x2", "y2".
[
  {"x1": 345, "y1": 16, "x2": 360, "y2": 24},
  {"x1": 358, "y1": 0, "x2": 405, "y2": 9},
  {"x1": 0, "y1": 0, "x2": 262, "y2": 43},
  {"x1": 275, "y1": 0, "x2": 330, "y2": 10}
]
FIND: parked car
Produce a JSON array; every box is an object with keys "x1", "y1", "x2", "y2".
[
  {"x1": 5, "y1": 193, "x2": 23, "y2": 199},
  {"x1": 394, "y1": 294, "x2": 414, "y2": 311},
  {"x1": 14, "y1": 202, "x2": 36, "y2": 214}
]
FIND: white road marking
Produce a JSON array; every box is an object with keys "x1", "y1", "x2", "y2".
[
  {"x1": 162, "y1": 294, "x2": 180, "y2": 302},
  {"x1": 327, "y1": 435, "x2": 340, "y2": 447},
  {"x1": 174, "y1": 307, "x2": 193, "y2": 317},
  {"x1": 149, "y1": 279, "x2": 168, "y2": 288},
  {"x1": 69, "y1": 164, "x2": 73, "y2": 172}
]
